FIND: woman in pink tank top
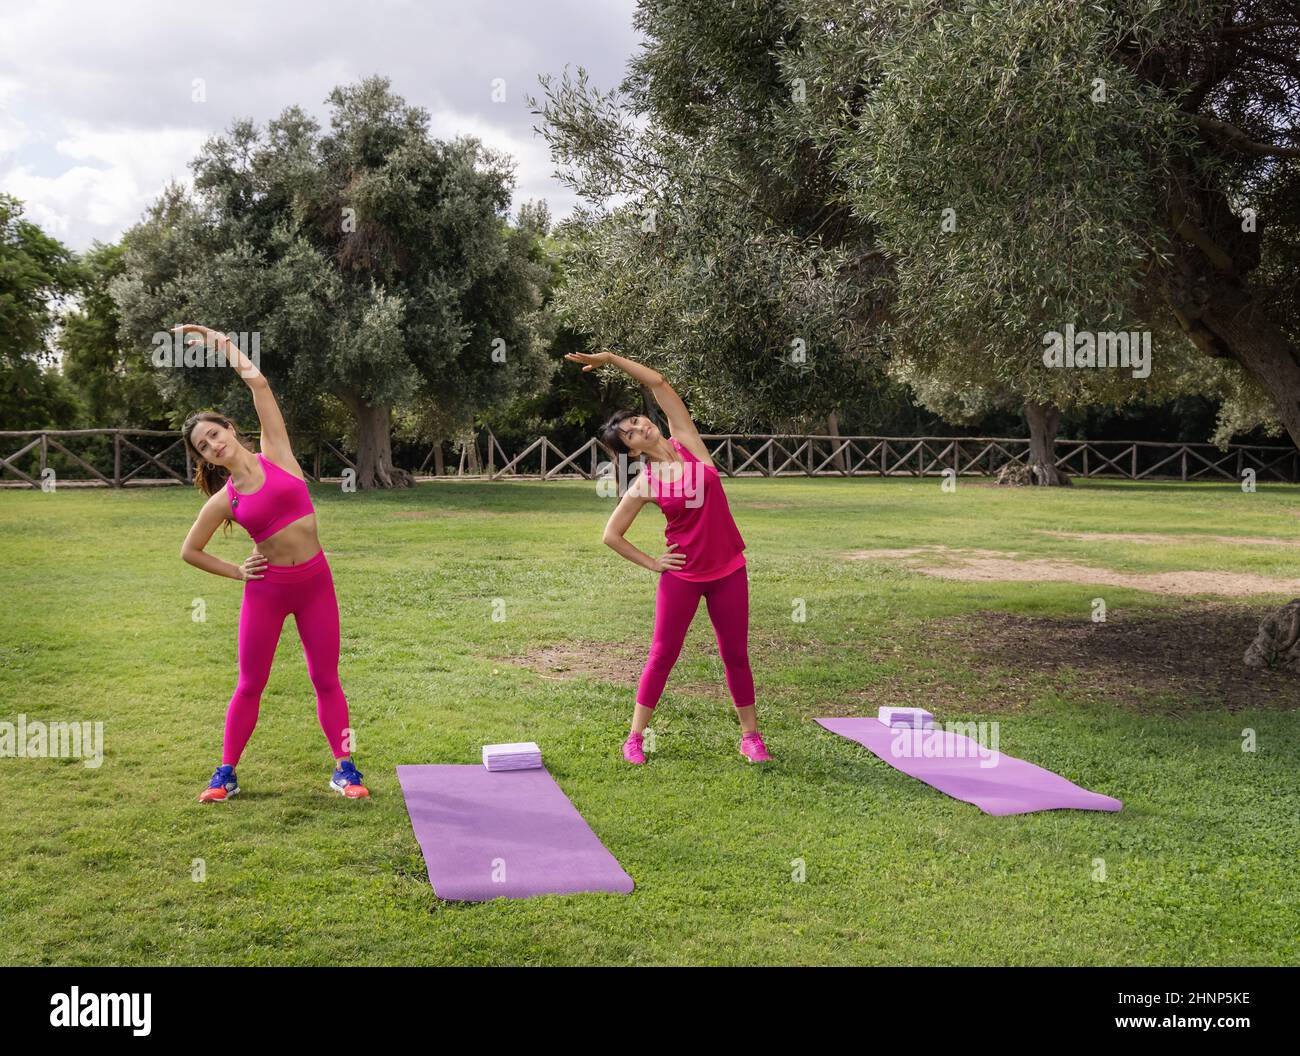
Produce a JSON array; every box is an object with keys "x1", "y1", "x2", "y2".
[
  {"x1": 175, "y1": 323, "x2": 369, "y2": 804},
  {"x1": 567, "y1": 350, "x2": 772, "y2": 766}
]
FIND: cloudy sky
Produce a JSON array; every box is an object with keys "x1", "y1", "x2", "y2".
[{"x1": 0, "y1": 0, "x2": 642, "y2": 250}]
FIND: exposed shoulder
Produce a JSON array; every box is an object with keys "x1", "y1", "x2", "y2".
[
  {"x1": 203, "y1": 486, "x2": 233, "y2": 518},
  {"x1": 261, "y1": 448, "x2": 306, "y2": 481},
  {"x1": 673, "y1": 433, "x2": 715, "y2": 468}
]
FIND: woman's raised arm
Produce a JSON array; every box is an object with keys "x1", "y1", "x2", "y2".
[
  {"x1": 171, "y1": 324, "x2": 303, "y2": 476},
  {"x1": 565, "y1": 350, "x2": 704, "y2": 452}
]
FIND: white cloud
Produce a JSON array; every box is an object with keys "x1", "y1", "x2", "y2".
[
  {"x1": 427, "y1": 103, "x2": 579, "y2": 218},
  {"x1": 0, "y1": 0, "x2": 639, "y2": 249},
  {"x1": 1, "y1": 125, "x2": 207, "y2": 245}
]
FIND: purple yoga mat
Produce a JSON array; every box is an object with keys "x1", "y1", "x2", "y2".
[
  {"x1": 816, "y1": 718, "x2": 1122, "y2": 816},
  {"x1": 396, "y1": 764, "x2": 635, "y2": 901}
]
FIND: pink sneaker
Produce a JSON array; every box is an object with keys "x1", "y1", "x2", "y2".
[
  {"x1": 622, "y1": 731, "x2": 646, "y2": 765},
  {"x1": 739, "y1": 731, "x2": 772, "y2": 763}
]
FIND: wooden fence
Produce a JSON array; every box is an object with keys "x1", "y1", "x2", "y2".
[
  {"x1": 2, "y1": 428, "x2": 1296, "y2": 487},
  {"x1": 0, "y1": 429, "x2": 361, "y2": 488},
  {"x1": 487, "y1": 434, "x2": 1300, "y2": 482}
]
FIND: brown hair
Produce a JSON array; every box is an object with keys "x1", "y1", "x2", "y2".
[{"x1": 181, "y1": 411, "x2": 244, "y2": 534}]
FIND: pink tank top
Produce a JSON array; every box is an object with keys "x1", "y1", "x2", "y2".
[
  {"x1": 226, "y1": 453, "x2": 315, "y2": 543},
  {"x1": 644, "y1": 437, "x2": 746, "y2": 581}
]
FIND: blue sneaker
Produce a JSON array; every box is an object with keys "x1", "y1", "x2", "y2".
[
  {"x1": 198, "y1": 764, "x2": 239, "y2": 802},
  {"x1": 330, "y1": 759, "x2": 370, "y2": 799}
]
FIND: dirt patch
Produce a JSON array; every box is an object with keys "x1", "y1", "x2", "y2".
[
  {"x1": 499, "y1": 631, "x2": 824, "y2": 702},
  {"x1": 1040, "y1": 531, "x2": 1183, "y2": 545},
  {"x1": 845, "y1": 545, "x2": 1300, "y2": 597},
  {"x1": 1041, "y1": 530, "x2": 1300, "y2": 548},
  {"x1": 502, "y1": 606, "x2": 1297, "y2": 716},
  {"x1": 914, "y1": 558, "x2": 1300, "y2": 596},
  {"x1": 501, "y1": 640, "x2": 736, "y2": 703},
  {"x1": 840, "y1": 605, "x2": 1297, "y2": 715},
  {"x1": 505, "y1": 642, "x2": 643, "y2": 685},
  {"x1": 845, "y1": 546, "x2": 1023, "y2": 560}
]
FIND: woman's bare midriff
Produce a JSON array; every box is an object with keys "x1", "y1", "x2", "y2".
[{"x1": 252, "y1": 514, "x2": 322, "y2": 565}]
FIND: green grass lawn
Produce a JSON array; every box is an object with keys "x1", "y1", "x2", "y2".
[{"x1": 2, "y1": 475, "x2": 1298, "y2": 965}]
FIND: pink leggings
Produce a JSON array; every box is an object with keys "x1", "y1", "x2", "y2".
[
  {"x1": 222, "y1": 549, "x2": 351, "y2": 765},
  {"x1": 636, "y1": 564, "x2": 755, "y2": 709}
]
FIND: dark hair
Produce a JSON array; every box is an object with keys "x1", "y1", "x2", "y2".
[
  {"x1": 599, "y1": 409, "x2": 638, "y2": 455},
  {"x1": 181, "y1": 411, "x2": 245, "y2": 534}
]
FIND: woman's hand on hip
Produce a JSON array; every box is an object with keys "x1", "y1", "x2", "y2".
[
  {"x1": 239, "y1": 551, "x2": 267, "y2": 581},
  {"x1": 651, "y1": 543, "x2": 686, "y2": 573}
]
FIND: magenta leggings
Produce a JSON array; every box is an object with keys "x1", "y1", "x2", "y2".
[
  {"x1": 636, "y1": 564, "x2": 755, "y2": 710},
  {"x1": 222, "y1": 550, "x2": 351, "y2": 765}
]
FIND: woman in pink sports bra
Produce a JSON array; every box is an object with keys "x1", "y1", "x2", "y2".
[
  {"x1": 176, "y1": 323, "x2": 369, "y2": 804},
  {"x1": 566, "y1": 350, "x2": 772, "y2": 766}
]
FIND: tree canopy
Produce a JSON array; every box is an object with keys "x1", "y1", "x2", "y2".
[
  {"x1": 0, "y1": 195, "x2": 80, "y2": 429},
  {"x1": 112, "y1": 76, "x2": 554, "y2": 486},
  {"x1": 536, "y1": 0, "x2": 1299, "y2": 470}
]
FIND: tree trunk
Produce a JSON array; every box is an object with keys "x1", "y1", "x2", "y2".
[
  {"x1": 432, "y1": 444, "x2": 445, "y2": 476},
  {"x1": 1023, "y1": 401, "x2": 1071, "y2": 486},
  {"x1": 340, "y1": 393, "x2": 414, "y2": 489},
  {"x1": 1188, "y1": 283, "x2": 1300, "y2": 449},
  {"x1": 1163, "y1": 182, "x2": 1300, "y2": 453},
  {"x1": 459, "y1": 432, "x2": 481, "y2": 475},
  {"x1": 827, "y1": 410, "x2": 848, "y2": 472}
]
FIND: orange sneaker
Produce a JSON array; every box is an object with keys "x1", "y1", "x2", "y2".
[
  {"x1": 330, "y1": 759, "x2": 370, "y2": 798},
  {"x1": 198, "y1": 764, "x2": 239, "y2": 802}
]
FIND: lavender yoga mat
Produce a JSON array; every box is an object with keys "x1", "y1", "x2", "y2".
[
  {"x1": 396, "y1": 764, "x2": 635, "y2": 901},
  {"x1": 816, "y1": 718, "x2": 1122, "y2": 816}
]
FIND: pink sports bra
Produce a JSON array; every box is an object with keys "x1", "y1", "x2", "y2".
[{"x1": 226, "y1": 453, "x2": 315, "y2": 543}]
